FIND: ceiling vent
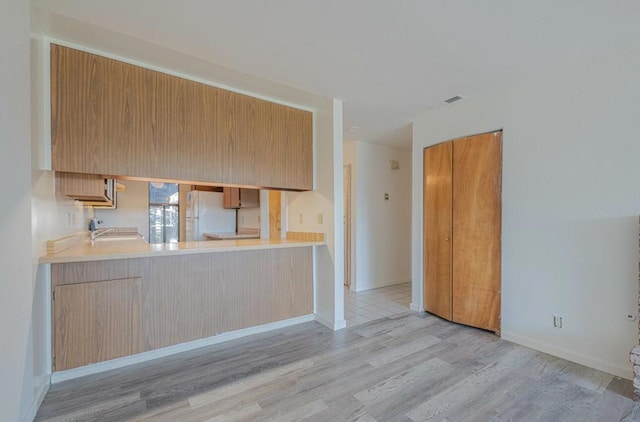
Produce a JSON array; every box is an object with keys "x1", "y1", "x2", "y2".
[{"x1": 443, "y1": 94, "x2": 465, "y2": 104}]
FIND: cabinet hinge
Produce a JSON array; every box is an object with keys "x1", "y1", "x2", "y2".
[
  {"x1": 52, "y1": 356, "x2": 56, "y2": 370},
  {"x1": 52, "y1": 289, "x2": 55, "y2": 301}
]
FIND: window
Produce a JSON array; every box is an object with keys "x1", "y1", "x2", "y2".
[{"x1": 149, "y1": 182, "x2": 179, "y2": 244}]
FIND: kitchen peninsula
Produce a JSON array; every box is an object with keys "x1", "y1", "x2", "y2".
[
  {"x1": 42, "y1": 233, "x2": 322, "y2": 373},
  {"x1": 44, "y1": 42, "x2": 325, "y2": 378}
]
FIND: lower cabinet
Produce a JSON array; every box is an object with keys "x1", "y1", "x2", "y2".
[
  {"x1": 51, "y1": 247, "x2": 313, "y2": 371},
  {"x1": 53, "y1": 278, "x2": 142, "y2": 371}
]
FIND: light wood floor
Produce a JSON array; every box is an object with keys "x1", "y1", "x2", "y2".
[{"x1": 35, "y1": 312, "x2": 640, "y2": 421}]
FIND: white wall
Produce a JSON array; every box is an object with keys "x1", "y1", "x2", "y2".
[
  {"x1": 1, "y1": 2, "x2": 35, "y2": 420},
  {"x1": 344, "y1": 141, "x2": 412, "y2": 291},
  {"x1": 30, "y1": 35, "x2": 94, "y2": 422},
  {"x1": 411, "y1": 47, "x2": 640, "y2": 379},
  {"x1": 94, "y1": 180, "x2": 150, "y2": 240},
  {"x1": 286, "y1": 98, "x2": 345, "y2": 330}
]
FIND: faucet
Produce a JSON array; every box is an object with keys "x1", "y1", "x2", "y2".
[{"x1": 89, "y1": 218, "x2": 98, "y2": 241}]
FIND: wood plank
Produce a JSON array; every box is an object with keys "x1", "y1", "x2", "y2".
[
  {"x1": 423, "y1": 142, "x2": 453, "y2": 320},
  {"x1": 53, "y1": 277, "x2": 143, "y2": 371},
  {"x1": 452, "y1": 131, "x2": 502, "y2": 332}
]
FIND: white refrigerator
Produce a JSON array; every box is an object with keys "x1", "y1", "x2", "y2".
[{"x1": 185, "y1": 191, "x2": 236, "y2": 241}]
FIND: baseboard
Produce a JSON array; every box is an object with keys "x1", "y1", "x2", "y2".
[
  {"x1": 315, "y1": 314, "x2": 347, "y2": 331},
  {"x1": 51, "y1": 314, "x2": 315, "y2": 383},
  {"x1": 355, "y1": 277, "x2": 411, "y2": 292},
  {"x1": 22, "y1": 374, "x2": 50, "y2": 422},
  {"x1": 501, "y1": 330, "x2": 633, "y2": 380},
  {"x1": 410, "y1": 302, "x2": 424, "y2": 313}
]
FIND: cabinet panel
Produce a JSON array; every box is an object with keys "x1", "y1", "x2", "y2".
[
  {"x1": 452, "y1": 132, "x2": 502, "y2": 332},
  {"x1": 423, "y1": 142, "x2": 453, "y2": 320},
  {"x1": 53, "y1": 278, "x2": 142, "y2": 371},
  {"x1": 220, "y1": 248, "x2": 313, "y2": 332},
  {"x1": 257, "y1": 104, "x2": 313, "y2": 190},
  {"x1": 223, "y1": 187, "x2": 259, "y2": 208},
  {"x1": 223, "y1": 187, "x2": 241, "y2": 208},
  {"x1": 216, "y1": 90, "x2": 260, "y2": 186},
  {"x1": 51, "y1": 44, "x2": 156, "y2": 177},
  {"x1": 140, "y1": 255, "x2": 228, "y2": 350},
  {"x1": 51, "y1": 44, "x2": 313, "y2": 191},
  {"x1": 285, "y1": 107, "x2": 313, "y2": 190},
  {"x1": 154, "y1": 73, "x2": 221, "y2": 182}
]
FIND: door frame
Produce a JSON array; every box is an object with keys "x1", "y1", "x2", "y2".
[{"x1": 343, "y1": 164, "x2": 352, "y2": 288}]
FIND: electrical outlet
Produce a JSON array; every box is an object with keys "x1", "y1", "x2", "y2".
[
  {"x1": 627, "y1": 314, "x2": 637, "y2": 321},
  {"x1": 553, "y1": 315, "x2": 563, "y2": 328},
  {"x1": 299, "y1": 214, "x2": 303, "y2": 224},
  {"x1": 67, "y1": 212, "x2": 76, "y2": 227},
  {"x1": 317, "y1": 212, "x2": 324, "y2": 224}
]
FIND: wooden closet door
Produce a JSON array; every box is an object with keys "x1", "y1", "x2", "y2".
[
  {"x1": 423, "y1": 142, "x2": 453, "y2": 320},
  {"x1": 452, "y1": 131, "x2": 502, "y2": 332}
]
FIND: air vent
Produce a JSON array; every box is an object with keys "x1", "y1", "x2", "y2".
[{"x1": 443, "y1": 95, "x2": 465, "y2": 104}]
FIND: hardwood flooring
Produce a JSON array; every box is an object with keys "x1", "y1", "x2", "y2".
[{"x1": 35, "y1": 312, "x2": 640, "y2": 421}]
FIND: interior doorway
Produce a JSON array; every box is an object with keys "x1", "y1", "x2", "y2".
[{"x1": 269, "y1": 190, "x2": 282, "y2": 239}]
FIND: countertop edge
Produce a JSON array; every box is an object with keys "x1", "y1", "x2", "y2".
[{"x1": 39, "y1": 240, "x2": 325, "y2": 264}]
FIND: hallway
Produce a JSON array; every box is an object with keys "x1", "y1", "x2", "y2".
[{"x1": 344, "y1": 282, "x2": 411, "y2": 327}]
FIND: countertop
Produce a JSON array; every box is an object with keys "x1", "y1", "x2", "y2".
[{"x1": 40, "y1": 237, "x2": 324, "y2": 264}]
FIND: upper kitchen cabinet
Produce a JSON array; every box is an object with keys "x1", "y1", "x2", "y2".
[
  {"x1": 56, "y1": 172, "x2": 117, "y2": 207},
  {"x1": 50, "y1": 44, "x2": 313, "y2": 191},
  {"x1": 223, "y1": 187, "x2": 260, "y2": 209},
  {"x1": 51, "y1": 44, "x2": 156, "y2": 177}
]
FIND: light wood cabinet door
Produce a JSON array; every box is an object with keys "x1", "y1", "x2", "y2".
[
  {"x1": 452, "y1": 132, "x2": 502, "y2": 332},
  {"x1": 53, "y1": 278, "x2": 142, "y2": 371},
  {"x1": 423, "y1": 142, "x2": 453, "y2": 320},
  {"x1": 51, "y1": 44, "x2": 313, "y2": 191},
  {"x1": 223, "y1": 187, "x2": 259, "y2": 208},
  {"x1": 154, "y1": 73, "x2": 221, "y2": 183},
  {"x1": 51, "y1": 44, "x2": 156, "y2": 177},
  {"x1": 423, "y1": 131, "x2": 502, "y2": 333}
]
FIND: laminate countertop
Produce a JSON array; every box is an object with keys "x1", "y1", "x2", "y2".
[{"x1": 40, "y1": 237, "x2": 324, "y2": 264}]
